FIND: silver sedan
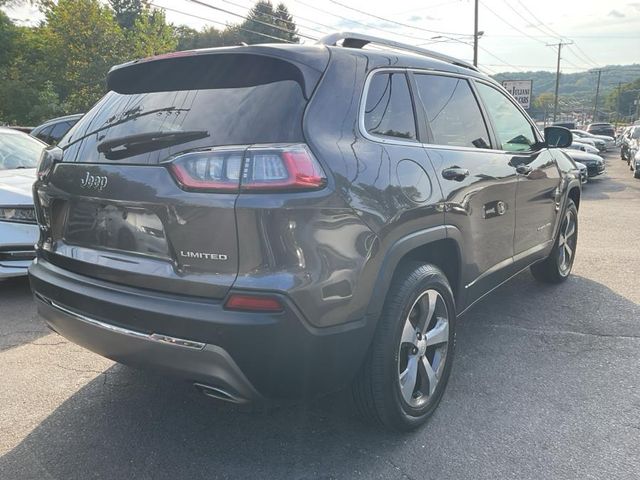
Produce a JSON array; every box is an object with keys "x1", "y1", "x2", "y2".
[{"x1": 0, "y1": 127, "x2": 44, "y2": 278}]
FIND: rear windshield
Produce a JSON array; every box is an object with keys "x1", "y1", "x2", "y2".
[{"x1": 60, "y1": 80, "x2": 307, "y2": 164}]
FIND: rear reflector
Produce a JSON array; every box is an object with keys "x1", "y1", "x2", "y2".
[
  {"x1": 167, "y1": 144, "x2": 326, "y2": 193},
  {"x1": 224, "y1": 294, "x2": 284, "y2": 312}
]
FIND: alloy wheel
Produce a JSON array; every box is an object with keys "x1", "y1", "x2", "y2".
[
  {"x1": 397, "y1": 289, "x2": 450, "y2": 408},
  {"x1": 557, "y1": 209, "x2": 577, "y2": 276}
]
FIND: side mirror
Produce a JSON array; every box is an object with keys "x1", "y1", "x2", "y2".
[{"x1": 544, "y1": 126, "x2": 573, "y2": 148}]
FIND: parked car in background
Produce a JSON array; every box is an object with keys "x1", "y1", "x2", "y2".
[
  {"x1": 570, "y1": 131, "x2": 606, "y2": 152},
  {"x1": 630, "y1": 150, "x2": 640, "y2": 179},
  {"x1": 28, "y1": 34, "x2": 582, "y2": 431},
  {"x1": 621, "y1": 126, "x2": 640, "y2": 163},
  {"x1": 7, "y1": 126, "x2": 33, "y2": 134},
  {"x1": 552, "y1": 121, "x2": 576, "y2": 130},
  {"x1": 574, "y1": 161, "x2": 588, "y2": 184},
  {"x1": 628, "y1": 128, "x2": 640, "y2": 175},
  {"x1": 566, "y1": 141, "x2": 599, "y2": 155},
  {"x1": 571, "y1": 129, "x2": 614, "y2": 150},
  {"x1": 562, "y1": 149, "x2": 605, "y2": 178},
  {"x1": 0, "y1": 127, "x2": 43, "y2": 278},
  {"x1": 587, "y1": 122, "x2": 615, "y2": 138},
  {"x1": 30, "y1": 113, "x2": 83, "y2": 146},
  {"x1": 569, "y1": 135, "x2": 603, "y2": 152}
]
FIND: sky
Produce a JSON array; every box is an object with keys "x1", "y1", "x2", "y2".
[{"x1": 5, "y1": 0, "x2": 640, "y2": 74}]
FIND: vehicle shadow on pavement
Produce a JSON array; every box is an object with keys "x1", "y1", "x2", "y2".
[
  {"x1": 0, "y1": 277, "x2": 49, "y2": 353},
  {"x1": 581, "y1": 167, "x2": 640, "y2": 201},
  {"x1": 1, "y1": 271, "x2": 639, "y2": 480}
]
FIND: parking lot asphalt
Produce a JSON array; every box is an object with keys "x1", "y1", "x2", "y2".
[{"x1": 1, "y1": 150, "x2": 639, "y2": 480}]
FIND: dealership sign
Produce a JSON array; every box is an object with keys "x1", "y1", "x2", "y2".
[{"x1": 501, "y1": 80, "x2": 532, "y2": 109}]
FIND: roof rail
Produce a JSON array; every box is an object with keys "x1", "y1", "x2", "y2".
[{"x1": 317, "y1": 32, "x2": 478, "y2": 72}]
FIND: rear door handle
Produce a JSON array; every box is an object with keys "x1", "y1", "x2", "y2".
[
  {"x1": 441, "y1": 167, "x2": 470, "y2": 182},
  {"x1": 516, "y1": 164, "x2": 533, "y2": 175}
]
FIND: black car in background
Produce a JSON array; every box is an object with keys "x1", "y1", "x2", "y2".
[
  {"x1": 587, "y1": 122, "x2": 615, "y2": 138},
  {"x1": 29, "y1": 33, "x2": 581, "y2": 431},
  {"x1": 30, "y1": 113, "x2": 83, "y2": 146},
  {"x1": 562, "y1": 149, "x2": 605, "y2": 178}
]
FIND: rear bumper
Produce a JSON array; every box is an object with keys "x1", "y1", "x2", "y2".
[
  {"x1": 0, "y1": 259, "x2": 32, "y2": 278},
  {"x1": 29, "y1": 258, "x2": 372, "y2": 400},
  {"x1": 35, "y1": 294, "x2": 259, "y2": 403}
]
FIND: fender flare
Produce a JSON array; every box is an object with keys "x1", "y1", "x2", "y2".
[{"x1": 365, "y1": 225, "x2": 465, "y2": 317}]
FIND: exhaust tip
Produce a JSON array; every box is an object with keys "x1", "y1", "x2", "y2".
[{"x1": 194, "y1": 383, "x2": 248, "y2": 404}]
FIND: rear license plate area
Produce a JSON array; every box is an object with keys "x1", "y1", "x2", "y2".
[{"x1": 64, "y1": 202, "x2": 170, "y2": 259}]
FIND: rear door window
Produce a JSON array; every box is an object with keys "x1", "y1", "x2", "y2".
[
  {"x1": 364, "y1": 72, "x2": 417, "y2": 141},
  {"x1": 413, "y1": 74, "x2": 491, "y2": 149}
]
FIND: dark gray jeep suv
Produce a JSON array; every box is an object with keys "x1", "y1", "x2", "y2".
[{"x1": 29, "y1": 33, "x2": 581, "y2": 431}]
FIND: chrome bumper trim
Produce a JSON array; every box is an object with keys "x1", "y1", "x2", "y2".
[{"x1": 37, "y1": 294, "x2": 206, "y2": 351}]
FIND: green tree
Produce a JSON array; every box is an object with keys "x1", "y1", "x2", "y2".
[
  {"x1": 42, "y1": 0, "x2": 126, "y2": 113},
  {"x1": 109, "y1": 0, "x2": 146, "y2": 30},
  {"x1": 0, "y1": 10, "x2": 17, "y2": 68},
  {"x1": 0, "y1": 19, "x2": 60, "y2": 124},
  {"x1": 240, "y1": 1, "x2": 298, "y2": 44},
  {"x1": 128, "y1": 7, "x2": 176, "y2": 58},
  {"x1": 274, "y1": 3, "x2": 298, "y2": 42},
  {"x1": 604, "y1": 78, "x2": 640, "y2": 121}
]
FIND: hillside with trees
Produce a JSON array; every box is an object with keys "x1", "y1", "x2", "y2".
[
  {"x1": 492, "y1": 65, "x2": 640, "y2": 123},
  {"x1": 0, "y1": 0, "x2": 299, "y2": 125}
]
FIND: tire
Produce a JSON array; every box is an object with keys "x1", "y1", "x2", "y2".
[
  {"x1": 352, "y1": 263, "x2": 456, "y2": 431},
  {"x1": 531, "y1": 199, "x2": 578, "y2": 284}
]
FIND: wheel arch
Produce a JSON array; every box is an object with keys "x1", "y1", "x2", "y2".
[
  {"x1": 366, "y1": 226, "x2": 465, "y2": 318},
  {"x1": 568, "y1": 184, "x2": 581, "y2": 210}
]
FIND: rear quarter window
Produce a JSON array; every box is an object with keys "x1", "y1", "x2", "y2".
[{"x1": 363, "y1": 72, "x2": 417, "y2": 141}]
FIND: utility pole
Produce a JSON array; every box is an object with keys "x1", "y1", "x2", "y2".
[
  {"x1": 592, "y1": 69, "x2": 602, "y2": 123},
  {"x1": 473, "y1": 0, "x2": 479, "y2": 67},
  {"x1": 615, "y1": 82, "x2": 622, "y2": 127},
  {"x1": 547, "y1": 41, "x2": 573, "y2": 122}
]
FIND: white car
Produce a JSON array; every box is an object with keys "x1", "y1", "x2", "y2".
[
  {"x1": 566, "y1": 141, "x2": 599, "y2": 155},
  {"x1": 571, "y1": 129, "x2": 612, "y2": 151},
  {"x1": 0, "y1": 127, "x2": 44, "y2": 278}
]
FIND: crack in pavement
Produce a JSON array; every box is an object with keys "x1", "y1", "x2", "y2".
[{"x1": 484, "y1": 323, "x2": 640, "y2": 341}]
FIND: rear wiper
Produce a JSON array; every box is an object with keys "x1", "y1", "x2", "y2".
[{"x1": 97, "y1": 130, "x2": 209, "y2": 160}]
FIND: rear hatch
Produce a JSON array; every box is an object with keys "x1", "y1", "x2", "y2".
[{"x1": 34, "y1": 46, "x2": 329, "y2": 298}]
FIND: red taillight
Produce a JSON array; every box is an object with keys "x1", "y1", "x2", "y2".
[
  {"x1": 167, "y1": 144, "x2": 326, "y2": 193},
  {"x1": 224, "y1": 294, "x2": 284, "y2": 312},
  {"x1": 168, "y1": 149, "x2": 242, "y2": 192},
  {"x1": 241, "y1": 145, "x2": 327, "y2": 191}
]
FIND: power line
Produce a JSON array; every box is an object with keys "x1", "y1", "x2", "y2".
[
  {"x1": 326, "y1": 0, "x2": 470, "y2": 37},
  {"x1": 215, "y1": 0, "x2": 335, "y2": 35},
  {"x1": 292, "y1": 0, "x2": 462, "y2": 44},
  {"x1": 481, "y1": 1, "x2": 547, "y2": 46},
  {"x1": 515, "y1": 0, "x2": 563, "y2": 39},
  {"x1": 185, "y1": 0, "x2": 318, "y2": 41},
  {"x1": 505, "y1": 0, "x2": 600, "y2": 69},
  {"x1": 149, "y1": 2, "x2": 299, "y2": 43}
]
